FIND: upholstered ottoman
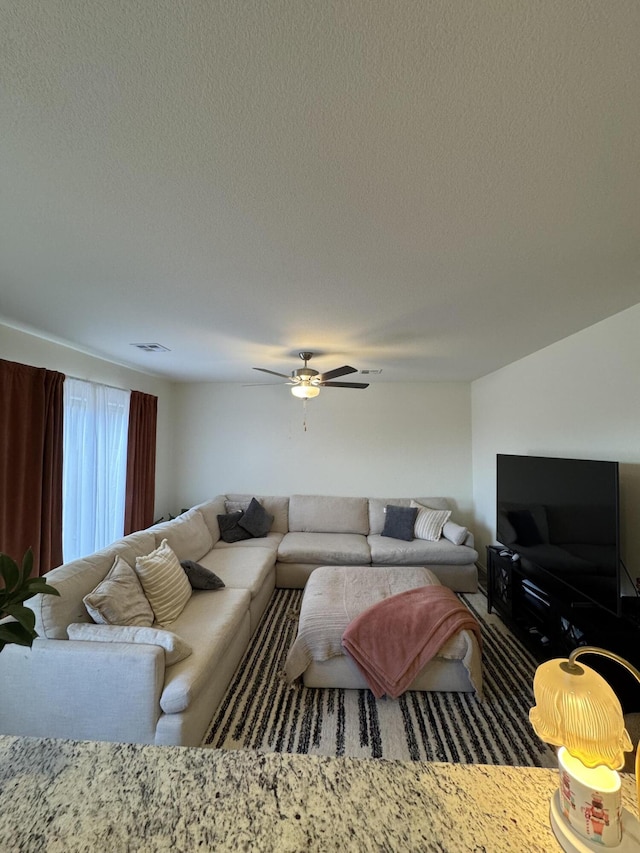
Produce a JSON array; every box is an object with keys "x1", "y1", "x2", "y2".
[{"x1": 284, "y1": 565, "x2": 482, "y2": 695}]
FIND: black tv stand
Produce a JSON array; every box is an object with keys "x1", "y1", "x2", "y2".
[
  {"x1": 486, "y1": 546, "x2": 640, "y2": 711},
  {"x1": 621, "y1": 595, "x2": 640, "y2": 625}
]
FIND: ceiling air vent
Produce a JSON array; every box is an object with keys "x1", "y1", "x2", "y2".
[
  {"x1": 130, "y1": 343, "x2": 170, "y2": 352},
  {"x1": 359, "y1": 369, "x2": 382, "y2": 375}
]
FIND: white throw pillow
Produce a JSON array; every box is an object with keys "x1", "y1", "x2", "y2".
[
  {"x1": 135, "y1": 539, "x2": 192, "y2": 625},
  {"x1": 83, "y1": 556, "x2": 154, "y2": 627},
  {"x1": 67, "y1": 622, "x2": 192, "y2": 665},
  {"x1": 410, "y1": 500, "x2": 451, "y2": 541},
  {"x1": 442, "y1": 520, "x2": 469, "y2": 546},
  {"x1": 225, "y1": 499, "x2": 250, "y2": 514}
]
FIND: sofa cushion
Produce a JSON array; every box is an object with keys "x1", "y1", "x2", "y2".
[
  {"x1": 197, "y1": 547, "x2": 275, "y2": 598},
  {"x1": 151, "y1": 509, "x2": 213, "y2": 561},
  {"x1": 411, "y1": 501, "x2": 452, "y2": 541},
  {"x1": 225, "y1": 494, "x2": 290, "y2": 534},
  {"x1": 214, "y1": 531, "x2": 283, "y2": 552},
  {"x1": 160, "y1": 588, "x2": 251, "y2": 714},
  {"x1": 217, "y1": 511, "x2": 253, "y2": 543},
  {"x1": 180, "y1": 560, "x2": 225, "y2": 590},
  {"x1": 83, "y1": 556, "x2": 155, "y2": 627},
  {"x1": 368, "y1": 497, "x2": 451, "y2": 536},
  {"x1": 238, "y1": 497, "x2": 274, "y2": 538},
  {"x1": 381, "y1": 505, "x2": 418, "y2": 541},
  {"x1": 32, "y1": 552, "x2": 115, "y2": 639},
  {"x1": 111, "y1": 530, "x2": 158, "y2": 562},
  {"x1": 32, "y1": 531, "x2": 162, "y2": 640},
  {"x1": 368, "y1": 534, "x2": 478, "y2": 566},
  {"x1": 277, "y1": 532, "x2": 371, "y2": 565},
  {"x1": 135, "y1": 539, "x2": 192, "y2": 625},
  {"x1": 288, "y1": 495, "x2": 369, "y2": 534},
  {"x1": 192, "y1": 496, "x2": 227, "y2": 543},
  {"x1": 67, "y1": 622, "x2": 192, "y2": 665}
]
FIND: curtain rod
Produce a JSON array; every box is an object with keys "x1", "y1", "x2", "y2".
[
  {"x1": 66, "y1": 376, "x2": 156, "y2": 399},
  {"x1": 66, "y1": 375, "x2": 133, "y2": 394}
]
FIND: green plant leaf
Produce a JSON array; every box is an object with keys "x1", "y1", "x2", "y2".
[
  {"x1": 25, "y1": 578, "x2": 60, "y2": 595},
  {"x1": 0, "y1": 549, "x2": 59, "y2": 653},
  {"x1": 2, "y1": 603, "x2": 36, "y2": 632},
  {"x1": 20, "y1": 547, "x2": 34, "y2": 585},
  {"x1": 0, "y1": 620, "x2": 35, "y2": 647},
  {"x1": 0, "y1": 553, "x2": 20, "y2": 592},
  {"x1": 9, "y1": 579, "x2": 60, "y2": 605}
]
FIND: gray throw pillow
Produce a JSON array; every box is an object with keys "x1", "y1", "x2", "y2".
[
  {"x1": 238, "y1": 497, "x2": 274, "y2": 538},
  {"x1": 381, "y1": 505, "x2": 418, "y2": 541},
  {"x1": 217, "y1": 511, "x2": 253, "y2": 543},
  {"x1": 180, "y1": 560, "x2": 225, "y2": 590},
  {"x1": 83, "y1": 556, "x2": 155, "y2": 627}
]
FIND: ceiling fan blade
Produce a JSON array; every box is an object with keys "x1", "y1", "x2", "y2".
[
  {"x1": 320, "y1": 381, "x2": 369, "y2": 389},
  {"x1": 253, "y1": 367, "x2": 291, "y2": 380},
  {"x1": 317, "y1": 365, "x2": 357, "y2": 382}
]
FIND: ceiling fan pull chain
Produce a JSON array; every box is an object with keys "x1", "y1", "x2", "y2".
[{"x1": 302, "y1": 398, "x2": 308, "y2": 432}]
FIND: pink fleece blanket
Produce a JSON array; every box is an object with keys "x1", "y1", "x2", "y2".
[{"x1": 341, "y1": 585, "x2": 482, "y2": 699}]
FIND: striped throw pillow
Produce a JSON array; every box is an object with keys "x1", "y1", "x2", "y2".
[
  {"x1": 135, "y1": 539, "x2": 192, "y2": 625},
  {"x1": 411, "y1": 501, "x2": 451, "y2": 541}
]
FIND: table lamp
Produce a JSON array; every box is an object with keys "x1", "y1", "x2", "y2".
[{"x1": 530, "y1": 646, "x2": 640, "y2": 851}]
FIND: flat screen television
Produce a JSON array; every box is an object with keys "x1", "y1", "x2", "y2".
[{"x1": 496, "y1": 454, "x2": 621, "y2": 616}]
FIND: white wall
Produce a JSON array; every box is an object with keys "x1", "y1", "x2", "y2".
[
  {"x1": 7, "y1": 299, "x2": 638, "y2": 569},
  {"x1": 0, "y1": 322, "x2": 177, "y2": 520},
  {"x1": 173, "y1": 381, "x2": 474, "y2": 525},
  {"x1": 471, "y1": 303, "x2": 640, "y2": 582}
]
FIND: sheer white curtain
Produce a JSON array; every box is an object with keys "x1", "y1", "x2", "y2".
[{"x1": 63, "y1": 378, "x2": 131, "y2": 562}]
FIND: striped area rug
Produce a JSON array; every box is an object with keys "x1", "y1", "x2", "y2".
[{"x1": 202, "y1": 587, "x2": 556, "y2": 767}]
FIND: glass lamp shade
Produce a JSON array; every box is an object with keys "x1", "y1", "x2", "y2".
[
  {"x1": 530, "y1": 658, "x2": 632, "y2": 770},
  {"x1": 291, "y1": 383, "x2": 320, "y2": 399}
]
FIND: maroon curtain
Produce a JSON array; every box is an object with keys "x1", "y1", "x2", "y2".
[
  {"x1": 124, "y1": 390, "x2": 158, "y2": 535},
  {"x1": 0, "y1": 359, "x2": 64, "y2": 576}
]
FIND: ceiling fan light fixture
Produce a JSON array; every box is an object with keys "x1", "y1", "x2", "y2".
[
  {"x1": 291, "y1": 382, "x2": 320, "y2": 399},
  {"x1": 253, "y1": 352, "x2": 367, "y2": 396}
]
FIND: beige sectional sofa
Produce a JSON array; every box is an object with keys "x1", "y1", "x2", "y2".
[
  {"x1": 275, "y1": 494, "x2": 478, "y2": 590},
  {"x1": 0, "y1": 493, "x2": 477, "y2": 747}
]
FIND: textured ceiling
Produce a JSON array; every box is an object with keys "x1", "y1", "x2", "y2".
[{"x1": 1, "y1": 1, "x2": 639, "y2": 382}]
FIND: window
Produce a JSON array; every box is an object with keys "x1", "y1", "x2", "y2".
[{"x1": 62, "y1": 378, "x2": 130, "y2": 562}]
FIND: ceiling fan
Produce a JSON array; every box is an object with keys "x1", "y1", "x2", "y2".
[{"x1": 253, "y1": 352, "x2": 369, "y2": 399}]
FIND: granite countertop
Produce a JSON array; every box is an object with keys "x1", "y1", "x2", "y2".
[{"x1": 0, "y1": 735, "x2": 637, "y2": 852}]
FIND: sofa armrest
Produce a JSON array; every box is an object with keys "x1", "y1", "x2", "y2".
[
  {"x1": 464, "y1": 530, "x2": 475, "y2": 548},
  {"x1": 0, "y1": 638, "x2": 165, "y2": 744}
]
